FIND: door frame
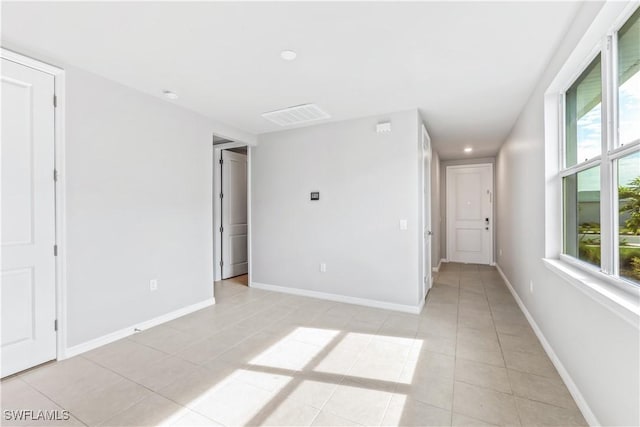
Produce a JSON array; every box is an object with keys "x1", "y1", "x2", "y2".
[
  {"x1": 1, "y1": 48, "x2": 68, "y2": 361},
  {"x1": 420, "y1": 125, "x2": 433, "y2": 301},
  {"x1": 212, "y1": 140, "x2": 253, "y2": 282},
  {"x1": 445, "y1": 163, "x2": 495, "y2": 265}
]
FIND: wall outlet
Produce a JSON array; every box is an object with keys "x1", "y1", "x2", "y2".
[
  {"x1": 529, "y1": 280, "x2": 533, "y2": 294},
  {"x1": 499, "y1": 249, "x2": 502, "y2": 257},
  {"x1": 150, "y1": 279, "x2": 158, "y2": 292},
  {"x1": 320, "y1": 263, "x2": 326, "y2": 273},
  {"x1": 399, "y1": 219, "x2": 408, "y2": 230}
]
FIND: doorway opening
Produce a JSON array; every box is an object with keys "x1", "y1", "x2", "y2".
[{"x1": 213, "y1": 136, "x2": 250, "y2": 296}]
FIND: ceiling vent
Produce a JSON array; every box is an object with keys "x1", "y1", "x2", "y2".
[{"x1": 261, "y1": 104, "x2": 330, "y2": 126}]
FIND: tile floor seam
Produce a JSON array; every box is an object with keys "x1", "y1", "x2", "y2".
[
  {"x1": 70, "y1": 356, "x2": 185, "y2": 426},
  {"x1": 450, "y1": 272, "x2": 461, "y2": 427},
  {"x1": 481, "y1": 276, "x2": 524, "y2": 427},
  {"x1": 14, "y1": 377, "x2": 90, "y2": 427}
]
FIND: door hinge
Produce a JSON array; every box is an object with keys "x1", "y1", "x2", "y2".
[
  {"x1": 219, "y1": 260, "x2": 223, "y2": 267},
  {"x1": 53, "y1": 169, "x2": 58, "y2": 182},
  {"x1": 53, "y1": 245, "x2": 58, "y2": 256},
  {"x1": 219, "y1": 226, "x2": 223, "y2": 233},
  {"x1": 54, "y1": 319, "x2": 58, "y2": 331},
  {"x1": 219, "y1": 159, "x2": 223, "y2": 165},
  {"x1": 219, "y1": 193, "x2": 223, "y2": 199},
  {"x1": 53, "y1": 95, "x2": 57, "y2": 108}
]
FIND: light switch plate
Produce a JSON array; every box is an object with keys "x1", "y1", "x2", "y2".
[{"x1": 399, "y1": 219, "x2": 408, "y2": 230}]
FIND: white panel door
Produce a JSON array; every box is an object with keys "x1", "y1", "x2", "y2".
[
  {"x1": 422, "y1": 126, "x2": 433, "y2": 298},
  {"x1": 1, "y1": 58, "x2": 56, "y2": 377},
  {"x1": 221, "y1": 150, "x2": 248, "y2": 279},
  {"x1": 446, "y1": 164, "x2": 493, "y2": 265}
]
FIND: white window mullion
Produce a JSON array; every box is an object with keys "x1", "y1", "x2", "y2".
[
  {"x1": 611, "y1": 159, "x2": 621, "y2": 277},
  {"x1": 600, "y1": 158, "x2": 614, "y2": 275},
  {"x1": 608, "y1": 30, "x2": 621, "y2": 277},
  {"x1": 600, "y1": 34, "x2": 615, "y2": 275}
]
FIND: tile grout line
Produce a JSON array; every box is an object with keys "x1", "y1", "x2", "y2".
[
  {"x1": 450, "y1": 268, "x2": 461, "y2": 427},
  {"x1": 12, "y1": 376, "x2": 90, "y2": 427},
  {"x1": 482, "y1": 271, "x2": 524, "y2": 427}
]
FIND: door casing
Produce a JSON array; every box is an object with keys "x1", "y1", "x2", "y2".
[{"x1": 421, "y1": 125, "x2": 433, "y2": 301}]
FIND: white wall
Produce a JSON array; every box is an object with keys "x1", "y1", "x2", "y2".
[
  {"x1": 252, "y1": 110, "x2": 422, "y2": 309},
  {"x1": 63, "y1": 66, "x2": 223, "y2": 347},
  {"x1": 496, "y1": 2, "x2": 639, "y2": 426}
]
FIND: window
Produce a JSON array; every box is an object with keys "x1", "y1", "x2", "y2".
[
  {"x1": 565, "y1": 55, "x2": 602, "y2": 167},
  {"x1": 560, "y1": 7, "x2": 640, "y2": 286},
  {"x1": 617, "y1": 9, "x2": 640, "y2": 146}
]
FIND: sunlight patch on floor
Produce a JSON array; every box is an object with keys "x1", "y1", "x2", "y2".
[
  {"x1": 249, "y1": 327, "x2": 340, "y2": 370},
  {"x1": 177, "y1": 327, "x2": 422, "y2": 425}
]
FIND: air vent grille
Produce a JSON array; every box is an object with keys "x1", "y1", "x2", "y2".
[{"x1": 262, "y1": 104, "x2": 330, "y2": 126}]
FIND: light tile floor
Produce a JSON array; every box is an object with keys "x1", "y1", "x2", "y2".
[{"x1": 1, "y1": 264, "x2": 587, "y2": 426}]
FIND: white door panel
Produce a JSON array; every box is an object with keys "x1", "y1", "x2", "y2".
[
  {"x1": 221, "y1": 150, "x2": 248, "y2": 279},
  {"x1": 446, "y1": 164, "x2": 493, "y2": 265},
  {"x1": 1, "y1": 58, "x2": 57, "y2": 377},
  {"x1": 456, "y1": 173, "x2": 482, "y2": 220}
]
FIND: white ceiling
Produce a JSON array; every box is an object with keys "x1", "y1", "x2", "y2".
[{"x1": 2, "y1": 1, "x2": 581, "y2": 159}]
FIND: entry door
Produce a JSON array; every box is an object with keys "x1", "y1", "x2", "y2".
[
  {"x1": 446, "y1": 164, "x2": 493, "y2": 265},
  {"x1": 422, "y1": 126, "x2": 433, "y2": 298},
  {"x1": 221, "y1": 150, "x2": 248, "y2": 279},
  {"x1": 1, "y1": 58, "x2": 57, "y2": 377}
]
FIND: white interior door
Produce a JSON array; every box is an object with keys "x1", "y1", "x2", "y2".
[
  {"x1": 221, "y1": 150, "x2": 248, "y2": 279},
  {"x1": 422, "y1": 126, "x2": 433, "y2": 298},
  {"x1": 1, "y1": 58, "x2": 57, "y2": 377},
  {"x1": 446, "y1": 164, "x2": 493, "y2": 265}
]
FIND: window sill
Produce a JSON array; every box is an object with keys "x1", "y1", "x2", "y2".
[{"x1": 542, "y1": 258, "x2": 640, "y2": 329}]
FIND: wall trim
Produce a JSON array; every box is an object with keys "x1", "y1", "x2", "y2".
[
  {"x1": 495, "y1": 265, "x2": 599, "y2": 427},
  {"x1": 64, "y1": 298, "x2": 215, "y2": 359},
  {"x1": 432, "y1": 258, "x2": 445, "y2": 273},
  {"x1": 251, "y1": 281, "x2": 424, "y2": 314}
]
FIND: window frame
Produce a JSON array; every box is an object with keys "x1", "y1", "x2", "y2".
[{"x1": 558, "y1": 5, "x2": 640, "y2": 287}]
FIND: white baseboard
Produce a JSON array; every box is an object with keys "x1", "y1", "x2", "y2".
[
  {"x1": 495, "y1": 265, "x2": 599, "y2": 427},
  {"x1": 432, "y1": 258, "x2": 446, "y2": 273},
  {"x1": 250, "y1": 281, "x2": 423, "y2": 314},
  {"x1": 63, "y1": 298, "x2": 215, "y2": 359}
]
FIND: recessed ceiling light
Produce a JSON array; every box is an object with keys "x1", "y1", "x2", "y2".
[
  {"x1": 464, "y1": 147, "x2": 473, "y2": 153},
  {"x1": 280, "y1": 50, "x2": 297, "y2": 61},
  {"x1": 163, "y1": 90, "x2": 178, "y2": 100}
]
